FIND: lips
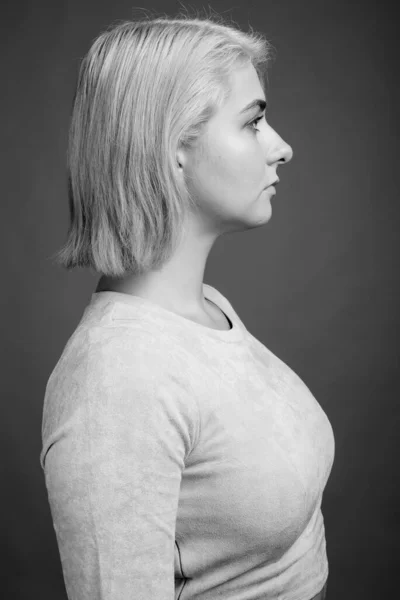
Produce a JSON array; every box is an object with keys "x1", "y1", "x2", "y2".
[{"x1": 264, "y1": 178, "x2": 280, "y2": 190}]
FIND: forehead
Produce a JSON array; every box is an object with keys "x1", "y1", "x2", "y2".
[{"x1": 224, "y1": 62, "x2": 266, "y2": 112}]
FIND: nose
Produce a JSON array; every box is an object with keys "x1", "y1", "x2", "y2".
[{"x1": 265, "y1": 124, "x2": 293, "y2": 166}]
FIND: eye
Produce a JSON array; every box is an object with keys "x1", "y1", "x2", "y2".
[{"x1": 247, "y1": 114, "x2": 264, "y2": 133}]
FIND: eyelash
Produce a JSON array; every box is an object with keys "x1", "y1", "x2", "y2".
[{"x1": 247, "y1": 114, "x2": 264, "y2": 133}]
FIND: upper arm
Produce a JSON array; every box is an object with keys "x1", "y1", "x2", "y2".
[{"x1": 42, "y1": 331, "x2": 198, "y2": 600}]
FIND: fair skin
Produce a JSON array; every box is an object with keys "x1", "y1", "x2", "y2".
[{"x1": 96, "y1": 62, "x2": 293, "y2": 329}]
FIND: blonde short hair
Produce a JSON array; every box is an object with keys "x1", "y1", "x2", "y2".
[{"x1": 52, "y1": 9, "x2": 271, "y2": 276}]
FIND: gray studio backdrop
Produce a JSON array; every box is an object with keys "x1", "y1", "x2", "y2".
[{"x1": 1, "y1": 1, "x2": 398, "y2": 598}]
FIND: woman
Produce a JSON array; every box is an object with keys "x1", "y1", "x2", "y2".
[{"x1": 40, "y1": 11, "x2": 334, "y2": 600}]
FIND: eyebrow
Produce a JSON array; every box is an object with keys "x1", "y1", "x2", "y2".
[{"x1": 239, "y1": 99, "x2": 267, "y2": 114}]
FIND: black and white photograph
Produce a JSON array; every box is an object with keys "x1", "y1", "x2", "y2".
[{"x1": 1, "y1": 1, "x2": 398, "y2": 599}]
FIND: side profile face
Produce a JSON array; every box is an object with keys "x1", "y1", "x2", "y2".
[{"x1": 179, "y1": 61, "x2": 293, "y2": 235}]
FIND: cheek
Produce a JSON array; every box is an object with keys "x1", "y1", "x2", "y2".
[{"x1": 197, "y1": 132, "x2": 265, "y2": 196}]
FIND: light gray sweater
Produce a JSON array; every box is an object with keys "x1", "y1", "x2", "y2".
[{"x1": 40, "y1": 283, "x2": 335, "y2": 600}]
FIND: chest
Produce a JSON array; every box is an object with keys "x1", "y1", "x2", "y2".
[{"x1": 177, "y1": 349, "x2": 335, "y2": 556}]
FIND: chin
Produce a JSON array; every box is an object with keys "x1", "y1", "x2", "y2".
[
  {"x1": 250, "y1": 215, "x2": 272, "y2": 229},
  {"x1": 248, "y1": 199, "x2": 273, "y2": 228},
  {"x1": 233, "y1": 209, "x2": 272, "y2": 233},
  {"x1": 219, "y1": 199, "x2": 272, "y2": 234}
]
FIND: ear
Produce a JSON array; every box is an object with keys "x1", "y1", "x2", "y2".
[{"x1": 176, "y1": 146, "x2": 187, "y2": 169}]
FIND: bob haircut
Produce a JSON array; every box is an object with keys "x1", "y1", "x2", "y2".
[{"x1": 52, "y1": 9, "x2": 272, "y2": 277}]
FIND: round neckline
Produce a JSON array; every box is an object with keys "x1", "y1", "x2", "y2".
[{"x1": 90, "y1": 284, "x2": 245, "y2": 343}]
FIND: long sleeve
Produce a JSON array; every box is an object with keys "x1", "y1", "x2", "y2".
[{"x1": 40, "y1": 328, "x2": 200, "y2": 600}]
